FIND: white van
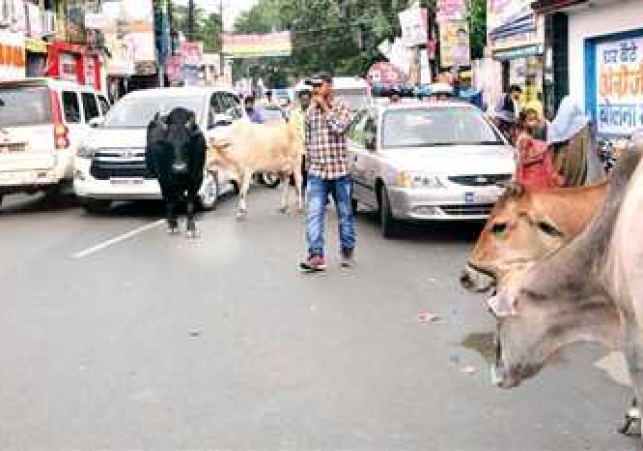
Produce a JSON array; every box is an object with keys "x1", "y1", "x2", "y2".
[
  {"x1": 332, "y1": 76, "x2": 372, "y2": 112},
  {"x1": 0, "y1": 78, "x2": 110, "y2": 207}
]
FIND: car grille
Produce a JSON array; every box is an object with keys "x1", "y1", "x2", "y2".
[
  {"x1": 448, "y1": 174, "x2": 512, "y2": 187},
  {"x1": 89, "y1": 149, "x2": 153, "y2": 180},
  {"x1": 440, "y1": 204, "x2": 495, "y2": 216},
  {"x1": 0, "y1": 143, "x2": 27, "y2": 153}
]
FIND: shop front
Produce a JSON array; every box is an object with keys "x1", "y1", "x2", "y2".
[
  {"x1": 534, "y1": 0, "x2": 643, "y2": 138},
  {"x1": 488, "y1": 0, "x2": 546, "y2": 107},
  {"x1": 0, "y1": 29, "x2": 26, "y2": 81},
  {"x1": 45, "y1": 41, "x2": 102, "y2": 90}
]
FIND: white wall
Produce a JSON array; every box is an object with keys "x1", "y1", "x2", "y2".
[{"x1": 568, "y1": 0, "x2": 643, "y2": 108}]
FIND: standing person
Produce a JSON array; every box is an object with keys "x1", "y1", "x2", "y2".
[
  {"x1": 290, "y1": 87, "x2": 313, "y2": 192},
  {"x1": 300, "y1": 72, "x2": 355, "y2": 272},
  {"x1": 547, "y1": 96, "x2": 591, "y2": 187},
  {"x1": 494, "y1": 85, "x2": 522, "y2": 141},
  {"x1": 244, "y1": 95, "x2": 264, "y2": 124}
]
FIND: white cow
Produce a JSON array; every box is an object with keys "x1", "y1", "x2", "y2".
[{"x1": 208, "y1": 121, "x2": 304, "y2": 218}]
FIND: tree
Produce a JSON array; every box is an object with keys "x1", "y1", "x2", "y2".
[
  {"x1": 172, "y1": 5, "x2": 222, "y2": 53},
  {"x1": 231, "y1": 0, "x2": 487, "y2": 84}
]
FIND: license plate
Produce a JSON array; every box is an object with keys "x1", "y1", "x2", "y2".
[
  {"x1": 464, "y1": 192, "x2": 475, "y2": 203},
  {"x1": 110, "y1": 178, "x2": 144, "y2": 185}
]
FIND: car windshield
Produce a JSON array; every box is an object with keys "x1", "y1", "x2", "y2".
[
  {"x1": 103, "y1": 94, "x2": 205, "y2": 128},
  {"x1": 0, "y1": 87, "x2": 52, "y2": 127},
  {"x1": 335, "y1": 88, "x2": 370, "y2": 111},
  {"x1": 381, "y1": 107, "x2": 504, "y2": 148}
]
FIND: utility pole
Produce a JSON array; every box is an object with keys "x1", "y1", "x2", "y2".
[
  {"x1": 219, "y1": 0, "x2": 225, "y2": 84},
  {"x1": 188, "y1": 0, "x2": 195, "y2": 41}
]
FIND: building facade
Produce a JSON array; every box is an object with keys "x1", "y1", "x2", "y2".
[{"x1": 534, "y1": 0, "x2": 643, "y2": 137}]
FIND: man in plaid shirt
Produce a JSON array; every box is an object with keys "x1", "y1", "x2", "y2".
[{"x1": 300, "y1": 72, "x2": 356, "y2": 272}]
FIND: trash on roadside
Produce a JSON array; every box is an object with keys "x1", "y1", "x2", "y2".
[
  {"x1": 461, "y1": 366, "x2": 477, "y2": 375},
  {"x1": 418, "y1": 311, "x2": 440, "y2": 323}
]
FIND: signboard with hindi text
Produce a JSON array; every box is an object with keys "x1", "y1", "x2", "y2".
[
  {"x1": 222, "y1": 32, "x2": 292, "y2": 58},
  {"x1": 596, "y1": 35, "x2": 643, "y2": 136}
]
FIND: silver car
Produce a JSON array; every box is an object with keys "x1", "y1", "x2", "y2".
[{"x1": 347, "y1": 102, "x2": 516, "y2": 237}]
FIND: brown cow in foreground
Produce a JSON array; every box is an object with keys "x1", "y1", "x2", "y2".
[
  {"x1": 486, "y1": 150, "x2": 643, "y2": 438},
  {"x1": 208, "y1": 121, "x2": 304, "y2": 218},
  {"x1": 461, "y1": 182, "x2": 607, "y2": 294}
]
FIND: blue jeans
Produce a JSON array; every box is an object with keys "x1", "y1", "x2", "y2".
[{"x1": 306, "y1": 175, "x2": 356, "y2": 257}]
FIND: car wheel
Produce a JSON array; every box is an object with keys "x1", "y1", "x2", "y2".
[
  {"x1": 379, "y1": 185, "x2": 400, "y2": 239},
  {"x1": 260, "y1": 172, "x2": 281, "y2": 188},
  {"x1": 0, "y1": 193, "x2": 4, "y2": 209},
  {"x1": 198, "y1": 170, "x2": 219, "y2": 211},
  {"x1": 79, "y1": 198, "x2": 112, "y2": 215}
]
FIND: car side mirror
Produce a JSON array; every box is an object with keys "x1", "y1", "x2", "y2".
[
  {"x1": 210, "y1": 114, "x2": 233, "y2": 128},
  {"x1": 89, "y1": 117, "x2": 104, "y2": 128}
]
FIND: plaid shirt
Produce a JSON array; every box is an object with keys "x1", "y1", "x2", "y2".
[{"x1": 304, "y1": 101, "x2": 353, "y2": 179}]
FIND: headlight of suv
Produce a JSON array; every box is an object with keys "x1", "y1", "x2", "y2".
[
  {"x1": 396, "y1": 171, "x2": 445, "y2": 189},
  {"x1": 77, "y1": 145, "x2": 99, "y2": 158}
]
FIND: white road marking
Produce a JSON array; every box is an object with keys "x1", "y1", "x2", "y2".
[{"x1": 72, "y1": 220, "x2": 165, "y2": 259}]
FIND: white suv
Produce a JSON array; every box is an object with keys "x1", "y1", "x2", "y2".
[
  {"x1": 0, "y1": 78, "x2": 110, "y2": 207},
  {"x1": 74, "y1": 87, "x2": 246, "y2": 214}
]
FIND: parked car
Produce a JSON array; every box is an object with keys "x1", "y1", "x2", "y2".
[
  {"x1": 0, "y1": 78, "x2": 110, "y2": 207},
  {"x1": 347, "y1": 102, "x2": 515, "y2": 238},
  {"x1": 74, "y1": 87, "x2": 246, "y2": 214}
]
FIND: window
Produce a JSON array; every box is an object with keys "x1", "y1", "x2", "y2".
[
  {"x1": 208, "y1": 93, "x2": 228, "y2": 127},
  {"x1": 98, "y1": 95, "x2": 110, "y2": 116},
  {"x1": 347, "y1": 112, "x2": 369, "y2": 145},
  {"x1": 62, "y1": 91, "x2": 81, "y2": 123},
  {"x1": 0, "y1": 87, "x2": 52, "y2": 126},
  {"x1": 223, "y1": 93, "x2": 243, "y2": 119},
  {"x1": 82, "y1": 92, "x2": 100, "y2": 121}
]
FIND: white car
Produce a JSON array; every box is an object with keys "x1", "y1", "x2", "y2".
[
  {"x1": 0, "y1": 78, "x2": 110, "y2": 207},
  {"x1": 332, "y1": 76, "x2": 372, "y2": 112},
  {"x1": 74, "y1": 87, "x2": 246, "y2": 214},
  {"x1": 348, "y1": 102, "x2": 516, "y2": 238}
]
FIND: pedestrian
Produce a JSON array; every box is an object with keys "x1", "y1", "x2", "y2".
[
  {"x1": 389, "y1": 86, "x2": 402, "y2": 104},
  {"x1": 244, "y1": 95, "x2": 264, "y2": 124},
  {"x1": 300, "y1": 71, "x2": 356, "y2": 272},
  {"x1": 494, "y1": 85, "x2": 522, "y2": 141},
  {"x1": 514, "y1": 110, "x2": 562, "y2": 189},
  {"x1": 547, "y1": 96, "x2": 591, "y2": 187},
  {"x1": 290, "y1": 86, "x2": 313, "y2": 192}
]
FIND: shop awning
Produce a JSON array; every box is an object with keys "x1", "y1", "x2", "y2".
[
  {"x1": 25, "y1": 38, "x2": 48, "y2": 54},
  {"x1": 531, "y1": 0, "x2": 588, "y2": 14}
]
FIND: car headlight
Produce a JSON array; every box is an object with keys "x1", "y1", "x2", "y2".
[
  {"x1": 396, "y1": 171, "x2": 445, "y2": 189},
  {"x1": 77, "y1": 145, "x2": 98, "y2": 158}
]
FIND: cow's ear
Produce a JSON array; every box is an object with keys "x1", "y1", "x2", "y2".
[{"x1": 486, "y1": 291, "x2": 517, "y2": 318}]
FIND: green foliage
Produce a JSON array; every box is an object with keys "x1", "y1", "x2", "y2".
[
  {"x1": 173, "y1": 5, "x2": 222, "y2": 53},
  {"x1": 232, "y1": 0, "x2": 487, "y2": 85}
]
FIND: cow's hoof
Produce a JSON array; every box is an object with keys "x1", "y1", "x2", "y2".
[
  {"x1": 278, "y1": 206, "x2": 288, "y2": 214},
  {"x1": 619, "y1": 405, "x2": 641, "y2": 435},
  {"x1": 167, "y1": 226, "x2": 180, "y2": 235},
  {"x1": 236, "y1": 210, "x2": 248, "y2": 220}
]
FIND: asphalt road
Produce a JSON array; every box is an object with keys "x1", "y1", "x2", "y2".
[{"x1": 0, "y1": 188, "x2": 639, "y2": 450}]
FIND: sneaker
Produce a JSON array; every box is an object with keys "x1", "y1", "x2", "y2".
[
  {"x1": 299, "y1": 255, "x2": 327, "y2": 273},
  {"x1": 341, "y1": 248, "x2": 355, "y2": 268}
]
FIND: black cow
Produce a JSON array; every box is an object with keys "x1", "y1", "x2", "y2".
[{"x1": 145, "y1": 107, "x2": 206, "y2": 238}]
